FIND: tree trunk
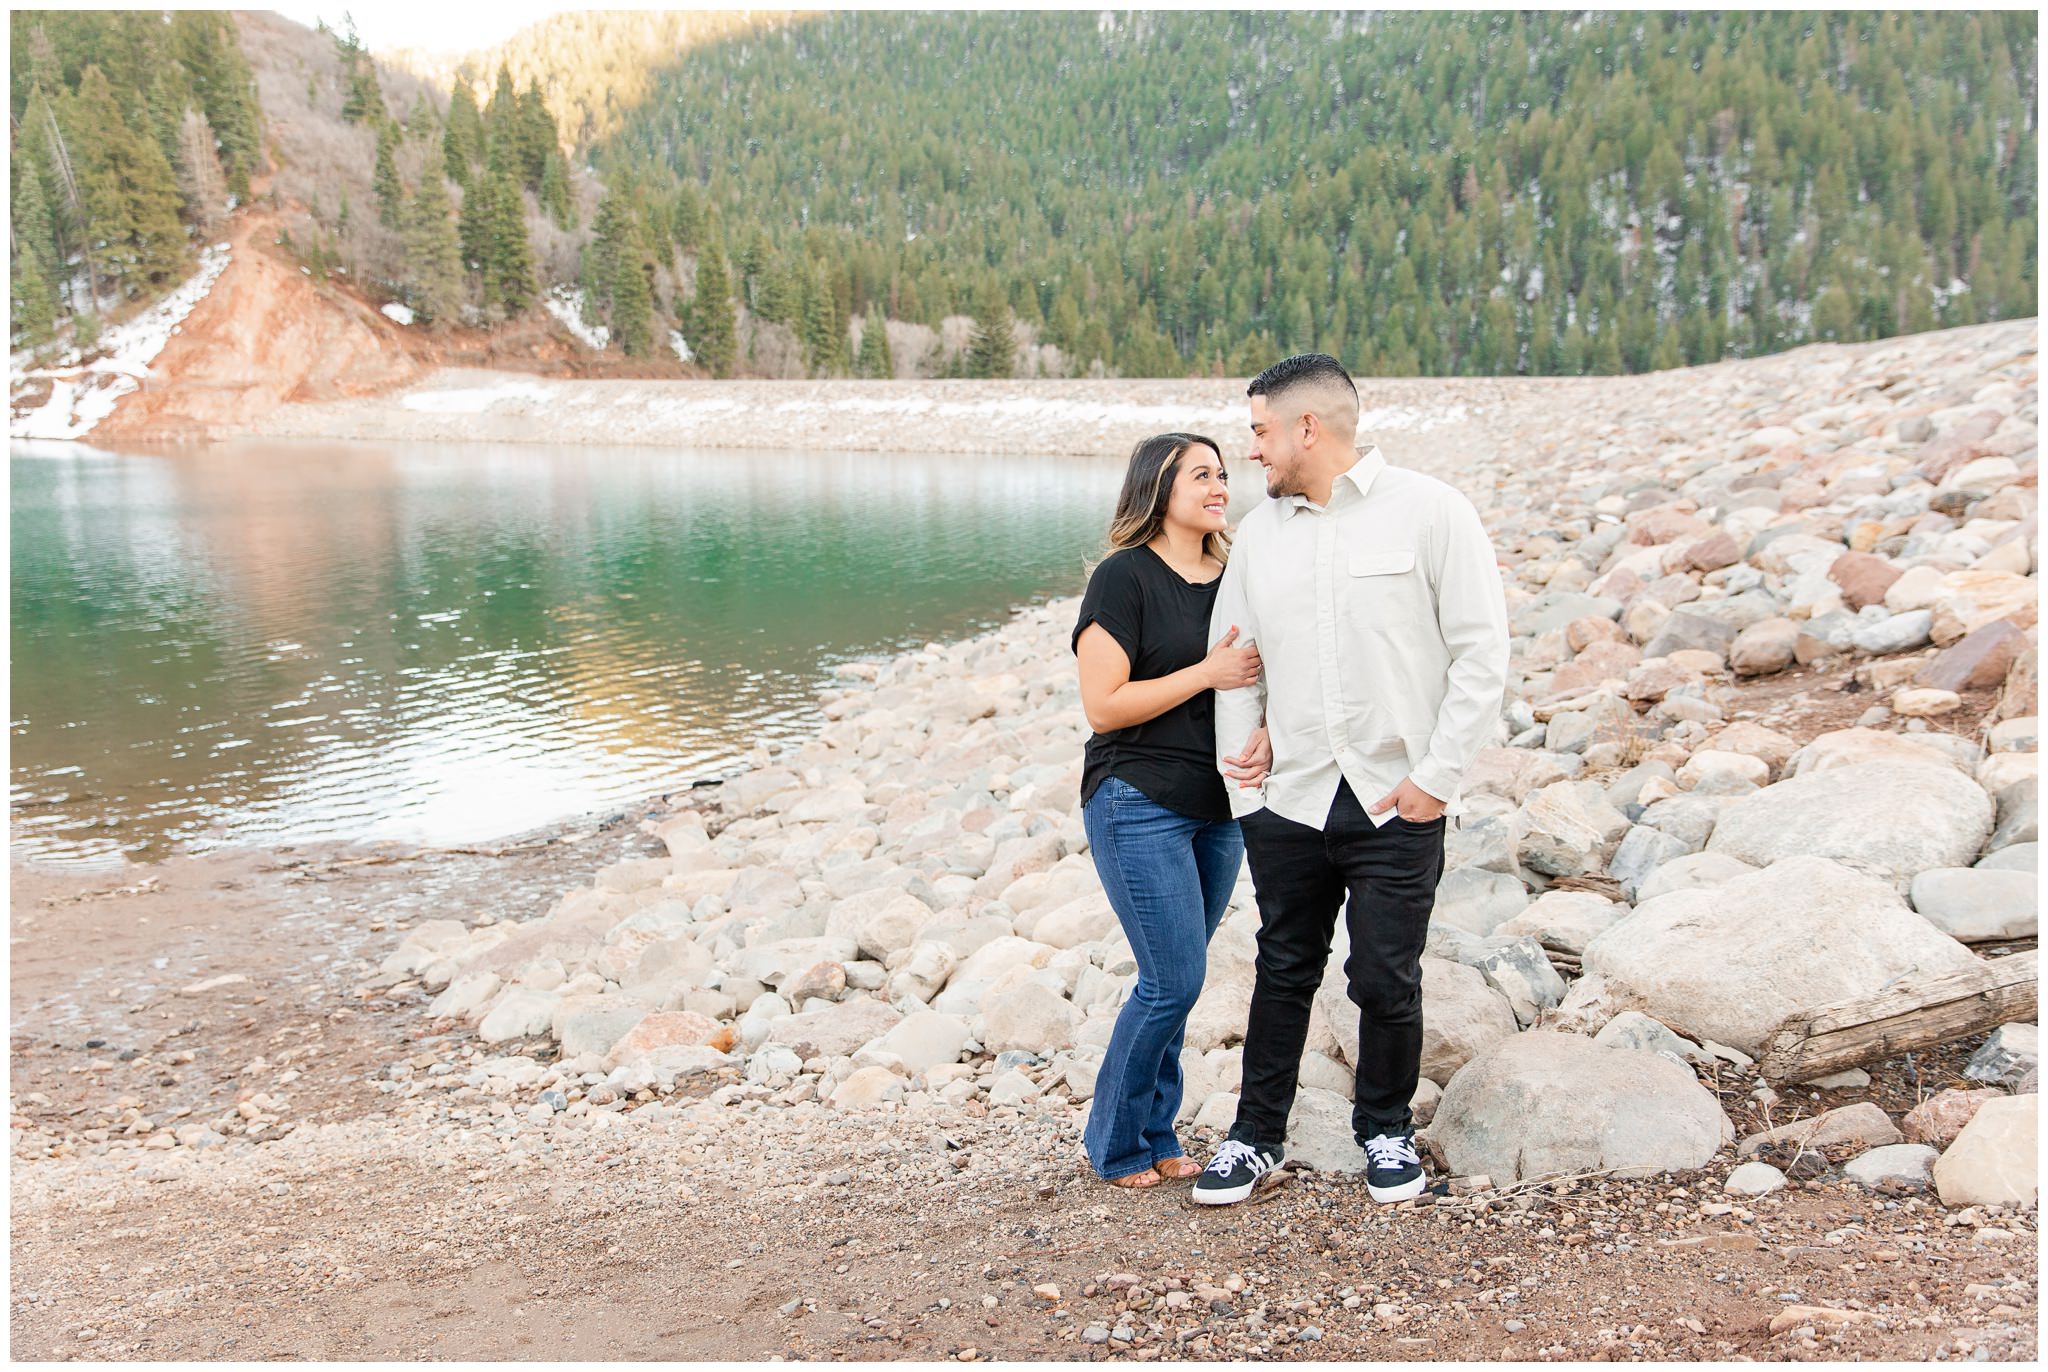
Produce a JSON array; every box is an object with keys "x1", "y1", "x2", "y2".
[{"x1": 1757, "y1": 951, "x2": 2038, "y2": 1086}]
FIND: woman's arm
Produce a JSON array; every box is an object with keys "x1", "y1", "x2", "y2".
[{"x1": 1076, "y1": 622, "x2": 1258, "y2": 735}]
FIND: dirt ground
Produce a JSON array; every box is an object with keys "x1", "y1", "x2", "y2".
[{"x1": 9, "y1": 791, "x2": 2038, "y2": 1363}]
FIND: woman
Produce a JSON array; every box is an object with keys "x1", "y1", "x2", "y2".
[{"x1": 1071, "y1": 432, "x2": 1261, "y2": 1189}]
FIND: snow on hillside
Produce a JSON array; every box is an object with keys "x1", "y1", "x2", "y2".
[{"x1": 10, "y1": 243, "x2": 233, "y2": 440}]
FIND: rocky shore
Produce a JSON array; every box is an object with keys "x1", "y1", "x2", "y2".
[
  {"x1": 10, "y1": 318, "x2": 2038, "y2": 1360},
  {"x1": 369, "y1": 318, "x2": 2036, "y2": 1201}
]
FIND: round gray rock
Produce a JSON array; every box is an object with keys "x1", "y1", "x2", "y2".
[
  {"x1": 1431, "y1": 1031, "x2": 1731, "y2": 1183},
  {"x1": 1582, "y1": 855, "x2": 1982, "y2": 1055},
  {"x1": 1705, "y1": 760, "x2": 1994, "y2": 881}
]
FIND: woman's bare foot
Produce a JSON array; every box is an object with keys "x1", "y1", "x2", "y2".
[
  {"x1": 1107, "y1": 1168, "x2": 1163, "y2": 1189},
  {"x1": 1152, "y1": 1157, "x2": 1203, "y2": 1181}
]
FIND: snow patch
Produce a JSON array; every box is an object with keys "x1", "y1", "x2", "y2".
[
  {"x1": 381, "y1": 301, "x2": 416, "y2": 326},
  {"x1": 544, "y1": 286, "x2": 610, "y2": 351},
  {"x1": 10, "y1": 241, "x2": 232, "y2": 440},
  {"x1": 669, "y1": 330, "x2": 693, "y2": 362}
]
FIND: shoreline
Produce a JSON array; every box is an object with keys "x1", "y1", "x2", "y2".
[
  {"x1": 10, "y1": 318, "x2": 2038, "y2": 1360},
  {"x1": 228, "y1": 369, "x2": 1524, "y2": 461}
]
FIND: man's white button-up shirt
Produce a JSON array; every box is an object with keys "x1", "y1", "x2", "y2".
[{"x1": 1209, "y1": 445, "x2": 1510, "y2": 830}]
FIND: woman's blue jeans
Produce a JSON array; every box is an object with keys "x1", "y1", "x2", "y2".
[{"x1": 1080, "y1": 775, "x2": 1244, "y2": 1180}]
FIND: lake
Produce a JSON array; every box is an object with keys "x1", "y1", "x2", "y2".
[{"x1": 10, "y1": 438, "x2": 1255, "y2": 868}]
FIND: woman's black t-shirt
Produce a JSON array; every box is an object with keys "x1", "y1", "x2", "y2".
[{"x1": 1071, "y1": 545, "x2": 1231, "y2": 822}]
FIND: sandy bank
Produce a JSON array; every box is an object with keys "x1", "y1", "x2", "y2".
[{"x1": 244, "y1": 367, "x2": 1547, "y2": 460}]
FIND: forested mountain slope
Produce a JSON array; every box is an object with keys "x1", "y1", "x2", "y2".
[{"x1": 588, "y1": 9, "x2": 2037, "y2": 377}]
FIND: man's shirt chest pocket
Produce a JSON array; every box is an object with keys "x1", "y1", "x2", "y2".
[{"x1": 1347, "y1": 543, "x2": 1428, "y2": 622}]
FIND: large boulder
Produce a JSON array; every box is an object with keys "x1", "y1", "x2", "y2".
[
  {"x1": 763, "y1": 996, "x2": 903, "y2": 1059},
  {"x1": 1633, "y1": 851, "x2": 1758, "y2": 903},
  {"x1": 1518, "y1": 781, "x2": 1632, "y2": 877},
  {"x1": 1418, "y1": 956, "x2": 1520, "y2": 1085},
  {"x1": 1493, "y1": 890, "x2": 1627, "y2": 956},
  {"x1": 824, "y1": 888, "x2": 932, "y2": 962},
  {"x1": 1284, "y1": 1087, "x2": 1371, "y2": 1174},
  {"x1": 1582, "y1": 856, "x2": 1983, "y2": 1056},
  {"x1": 1430, "y1": 1032, "x2": 1731, "y2": 1183},
  {"x1": 1705, "y1": 761, "x2": 1994, "y2": 882},
  {"x1": 1908, "y1": 868, "x2": 2038, "y2": 943},
  {"x1": 1184, "y1": 923, "x2": 1259, "y2": 1051},
  {"x1": 981, "y1": 982, "x2": 1077, "y2": 1053},
  {"x1": 866, "y1": 1011, "x2": 971, "y2": 1075},
  {"x1": 1789, "y1": 727, "x2": 1962, "y2": 777},
  {"x1": 603, "y1": 1010, "x2": 733, "y2": 1070},
  {"x1": 1933, "y1": 1095, "x2": 2039, "y2": 1208},
  {"x1": 1432, "y1": 866, "x2": 1532, "y2": 936},
  {"x1": 1030, "y1": 892, "x2": 1118, "y2": 950}
]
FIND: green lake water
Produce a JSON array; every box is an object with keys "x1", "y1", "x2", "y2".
[{"x1": 11, "y1": 437, "x2": 1239, "y2": 867}]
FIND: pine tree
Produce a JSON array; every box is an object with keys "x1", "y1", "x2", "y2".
[
  {"x1": 373, "y1": 122, "x2": 402, "y2": 229},
  {"x1": 801, "y1": 265, "x2": 849, "y2": 374},
  {"x1": 484, "y1": 65, "x2": 520, "y2": 176},
  {"x1": 73, "y1": 69, "x2": 190, "y2": 293},
  {"x1": 168, "y1": 11, "x2": 260, "y2": 199},
  {"x1": 856, "y1": 305, "x2": 894, "y2": 378},
  {"x1": 444, "y1": 83, "x2": 484, "y2": 189},
  {"x1": 516, "y1": 78, "x2": 555, "y2": 189},
  {"x1": 585, "y1": 191, "x2": 629, "y2": 308},
  {"x1": 756, "y1": 255, "x2": 804, "y2": 324},
  {"x1": 609, "y1": 240, "x2": 654, "y2": 355},
  {"x1": 11, "y1": 244, "x2": 58, "y2": 347},
  {"x1": 967, "y1": 281, "x2": 1015, "y2": 379},
  {"x1": 483, "y1": 172, "x2": 537, "y2": 313},
  {"x1": 401, "y1": 171, "x2": 466, "y2": 324},
  {"x1": 337, "y1": 16, "x2": 386, "y2": 126},
  {"x1": 24, "y1": 84, "x2": 98, "y2": 312},
  {"x1": 689, "y1": 242, "x2": 737, "y2": 376},
  {"x1": 459, "y1": 173, "x2": 497, "y2": 274},
  {"x1": 11, "y1": 161, "x2": 60, "y2": 307},
  {"x1": 537, "y1": 153, "x2": 572, "y2": 229}
]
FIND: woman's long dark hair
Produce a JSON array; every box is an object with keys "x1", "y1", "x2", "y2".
[{"x1": 1106, "y1": 432, "x2": 1230, "y2": 565}]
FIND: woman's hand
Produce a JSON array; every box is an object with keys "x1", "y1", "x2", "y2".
[
  {"x1": 1202, "y1": 625, "x2": 1262, "y2": 691},
  {"x1": 1223, "y1": 724, "x2": 1271, "y2": 790}
]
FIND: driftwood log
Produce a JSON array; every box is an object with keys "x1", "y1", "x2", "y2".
[{"x1": 1757, "y1": 950, "x2": 2038, "y2": 1086}]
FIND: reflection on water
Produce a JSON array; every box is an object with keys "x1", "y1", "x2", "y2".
[{"x1": 11, "y1": 437, "x2": 1248, "y2": 867}]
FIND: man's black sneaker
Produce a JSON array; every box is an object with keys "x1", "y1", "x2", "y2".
[
  {"x1": 1361, "y1": 1129, "x2": 1425, "y2": 1203},
  {"x1": 1191, "y1": 1132, "x2": 1282, "y2": 1206}
]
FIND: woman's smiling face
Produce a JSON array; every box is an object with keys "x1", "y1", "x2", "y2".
[{"x1": 1164, "y1": 443, "x2": 1230, "y2": 533}]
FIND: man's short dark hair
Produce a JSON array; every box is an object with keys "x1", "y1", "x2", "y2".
[{"x1": 1247, "y1": 353, "x2": 1358, "y2": 403}]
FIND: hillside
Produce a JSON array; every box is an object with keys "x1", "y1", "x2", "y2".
[
  {"x1": 589, "y1": 9, "x2": 2038, "y2": 377},
  {"x1": 11, "y1": 9, "x2": 2038, "y2": 401},
  {"x1": 384, "y1": 9, "x2": 795, "y2": 150}
]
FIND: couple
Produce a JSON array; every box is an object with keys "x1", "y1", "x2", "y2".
[{"x1": 1071, "y1": 353, "x2": 1509, "y2": 1205}]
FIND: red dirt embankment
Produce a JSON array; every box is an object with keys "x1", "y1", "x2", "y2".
[
  {"x1": 92, "y1": 207, "x2": 700, "y2": 442},
  {"x1": 93, "y1": 213, "x2": 425, "y2": 443}
]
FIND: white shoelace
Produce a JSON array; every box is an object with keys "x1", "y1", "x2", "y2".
[
  {"x1": 1363, "y1": 1133, "x2": 1419, "y2": 1170},
  {"x1": 1206, "y1": 1139, "x2": 1272, "y2": 1178}
]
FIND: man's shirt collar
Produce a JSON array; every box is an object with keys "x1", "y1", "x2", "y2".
[{"x1": 1279, "y1": 446, "x2": 1387, "y2": 519}]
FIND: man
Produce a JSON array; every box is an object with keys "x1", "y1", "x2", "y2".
[{"x1": 1192, "y1": 353, "x2": 1509, "y2": 1206}]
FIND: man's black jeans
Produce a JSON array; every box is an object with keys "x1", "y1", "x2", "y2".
[{"x1": 1232, "y1": 778, "x2": 1445, "y2": 1149}]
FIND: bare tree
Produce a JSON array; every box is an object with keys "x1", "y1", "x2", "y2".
[{"x1": 176, "y1": 109, "x2": 230, "y2": 235}]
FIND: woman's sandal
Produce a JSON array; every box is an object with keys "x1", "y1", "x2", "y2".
[
  {"x1": 1107, "y1": 1167, "x2": 1163, "y2": 1189},
  {"x1": 1152, "y1": 1157, "x2": 1203, "y2": 1181}
]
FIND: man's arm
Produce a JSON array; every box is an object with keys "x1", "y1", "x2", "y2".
[
  {"x1": 1407, "y1": 491, "x2": 1509, "y2": 805},
  {"x1": 1210, "y1": 524, "x2": 1267, "y2": 792}
]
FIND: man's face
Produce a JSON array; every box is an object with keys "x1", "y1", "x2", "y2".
[{"x1": 1246, "y1": 394, "x2": 1306, "y2": 499}]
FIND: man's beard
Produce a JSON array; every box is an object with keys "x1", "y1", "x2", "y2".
[{"x1": 1265, "y1": 463, "x2": 1301, "y2": 498}]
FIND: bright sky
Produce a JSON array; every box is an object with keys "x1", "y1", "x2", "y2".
[{"x1": 271, "y1": 1, "x2": 582, "y2": 56}]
